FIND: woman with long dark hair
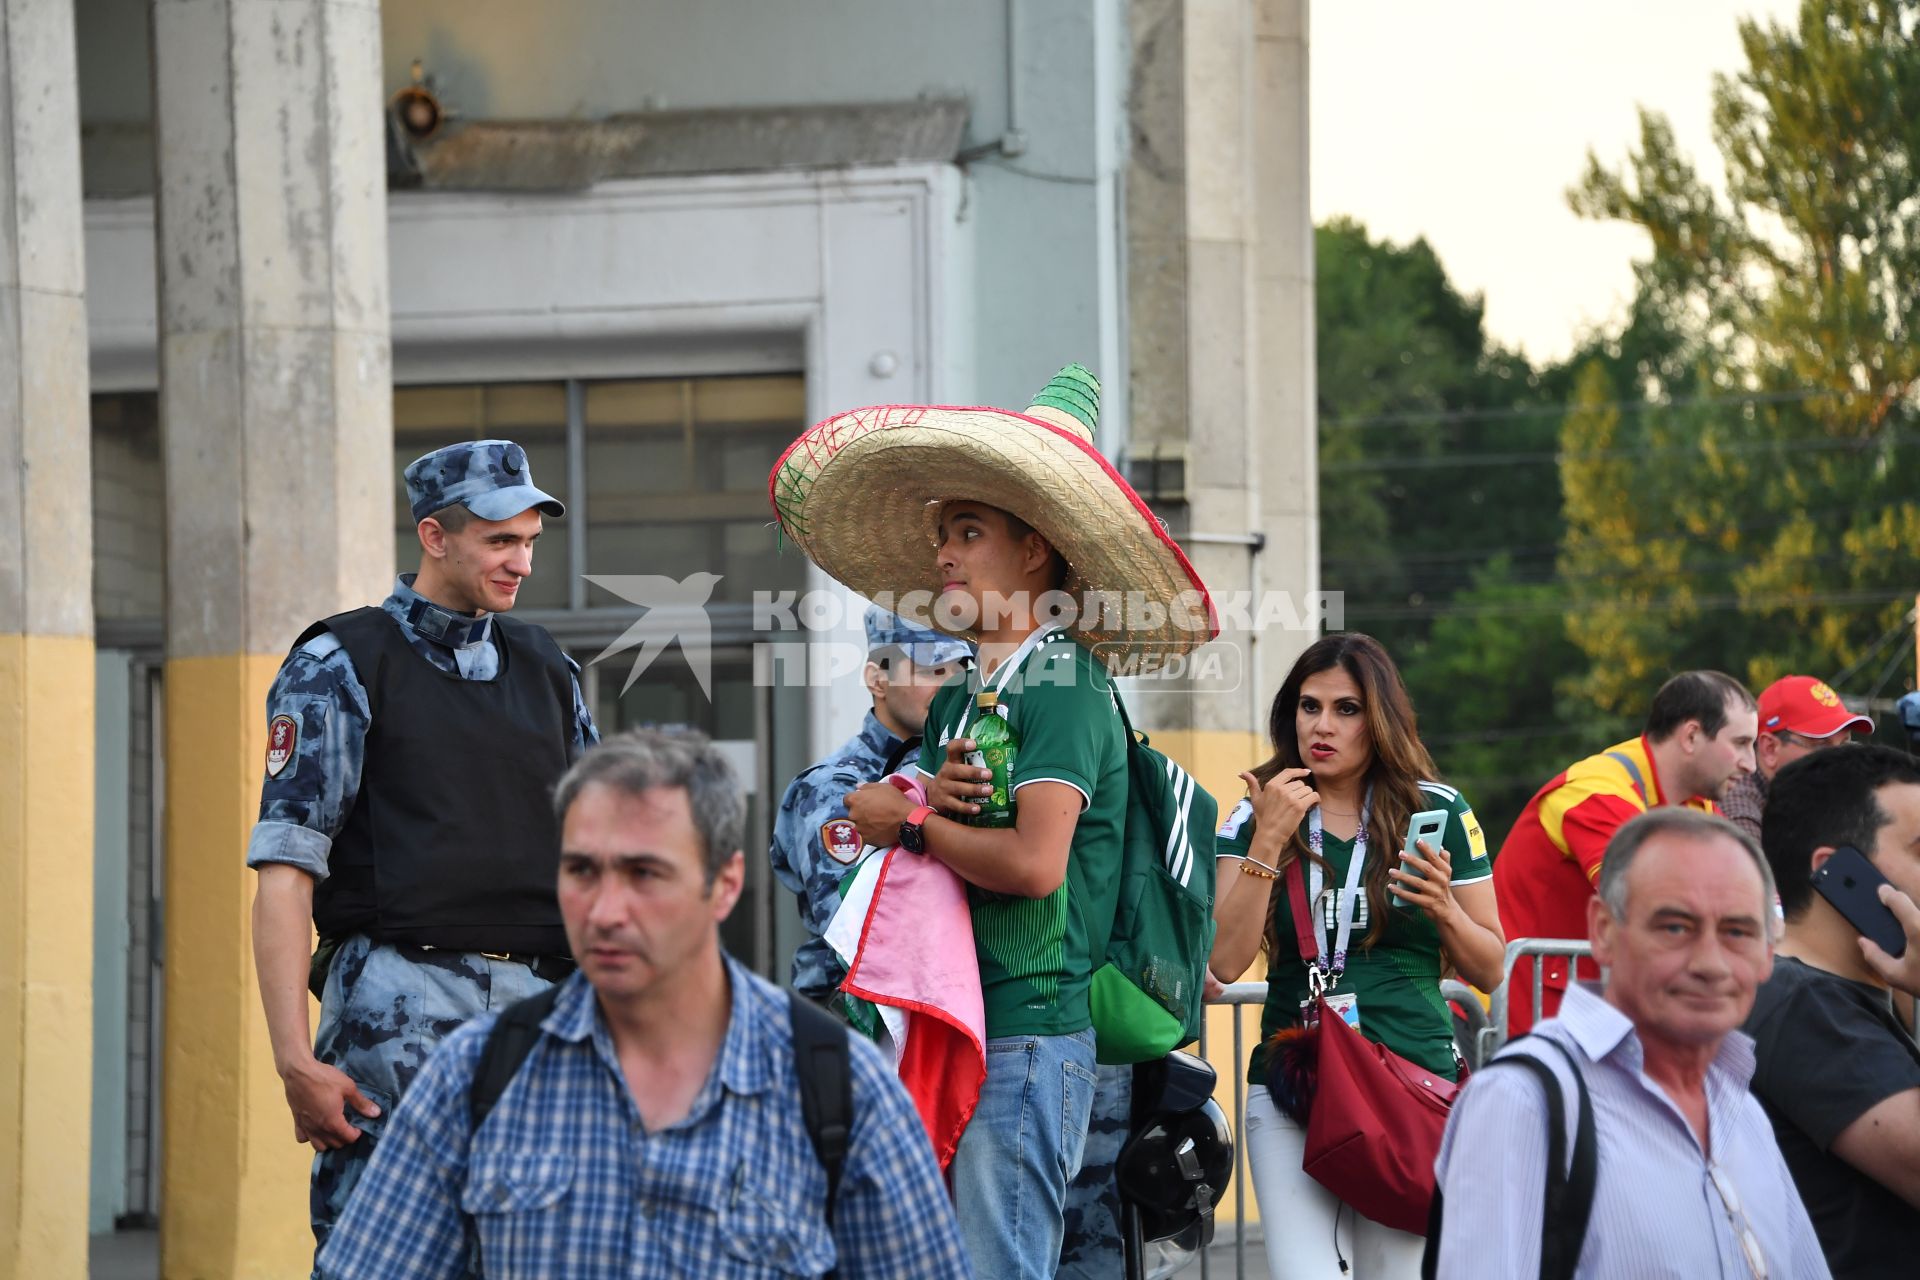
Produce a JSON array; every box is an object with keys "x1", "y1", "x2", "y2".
[{"x1": 1210, "y1": 633, "x2": 1505, "y2": 1277}]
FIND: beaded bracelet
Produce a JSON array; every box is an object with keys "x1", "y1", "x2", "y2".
[{"x1": 1234, "y1": 855, "x2": 1281, "y2": 880}]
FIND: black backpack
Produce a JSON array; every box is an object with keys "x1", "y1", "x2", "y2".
[
  {"x1": 1422, "y1": 1037, "x2": 1597, "y2": 1280},
  {"x1": 470, "y1": 986, "x2": 853, "y2": 1219}
]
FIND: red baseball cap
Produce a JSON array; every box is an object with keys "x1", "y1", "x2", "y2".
[{"x1": 1758, "y1": 675, "x2": 1875, "y2": 739}]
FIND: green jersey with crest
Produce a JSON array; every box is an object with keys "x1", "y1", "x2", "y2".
[{"x1": 918, "y1": 635, "x2": 1127, "y2": 1037}]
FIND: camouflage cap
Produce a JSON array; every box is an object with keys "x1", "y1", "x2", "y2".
[
  {"x1": 864, "y1": 604, "x2": 973, "y2": 667},
  {"x1": 404, "y1": 440, "x2": 566, "y2": 523}
]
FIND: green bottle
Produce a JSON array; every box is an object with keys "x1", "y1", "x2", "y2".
[{"x1": 967, "y1": 691, "x2": 1019, "y2": 828}]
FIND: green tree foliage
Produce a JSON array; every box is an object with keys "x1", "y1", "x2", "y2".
[
  {"x1": 1562, "y1": 0, "x2": 1920, "y2": 719},
  {"x1": 1318, "y1": 218, "x2": 1560, "y2": 646},
  {"x1": 1398, "y1": 555, "x2": 1598, "y2": 833},
  {"x1": 1314, "y1": 218, "x2": 1580, "y2": 833}
]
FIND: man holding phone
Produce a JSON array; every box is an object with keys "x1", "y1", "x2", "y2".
[{"x1": 1746, "y1": 744, "x2": 1920, "y2": 1278}]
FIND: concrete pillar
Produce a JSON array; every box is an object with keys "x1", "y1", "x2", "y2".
[
  {"x1": 0, "y1": 2, "x2": 96, "y2": 1277},
  {"x1": 1126, "y1": 0, "x2": 1316, "y2": 779},
  {"x1": 1125, "y1": 4, "x2": 1315, "y2": 1224},
  {"x1": 1249, "y1": 0, "x2": 1317, "y2": 691},
  {"x1": 150, "y1": 0, "x2": 392, "y2": 1272}
]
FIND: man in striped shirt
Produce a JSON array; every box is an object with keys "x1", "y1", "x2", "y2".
[{"x1": 1433, "y1": 809, "x2": 1828, "y2": 1279}]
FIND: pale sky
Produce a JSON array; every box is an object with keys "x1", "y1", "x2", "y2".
[{"x1": 1311, "y1": 0, "x2": 1803, "y2": 363}]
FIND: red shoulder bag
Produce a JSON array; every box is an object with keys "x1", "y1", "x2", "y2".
[{"x1": 1270, "y1": 856, "x2": 1461, "y2": 1235}]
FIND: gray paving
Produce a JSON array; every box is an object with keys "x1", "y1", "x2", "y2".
[{"x1": 90, "y1": 1222, "x2": 1273, "y2": 1279}]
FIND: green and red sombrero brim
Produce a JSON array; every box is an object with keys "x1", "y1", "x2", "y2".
[{"x1": 768, "y1": 365, "x2": 1217, "y2": 666}]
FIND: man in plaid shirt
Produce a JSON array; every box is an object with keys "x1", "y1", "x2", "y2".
[
  {"x1": 1720, "y1": 675, "x2": 1873, "y2": 844},
  {"x1": 318, "y1": 729, "x2": 971, "y2": 1279}
]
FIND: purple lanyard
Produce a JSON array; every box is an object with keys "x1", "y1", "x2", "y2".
[{"x1": 1304, "y1": 788, "x2": 1372, "y2": 993}]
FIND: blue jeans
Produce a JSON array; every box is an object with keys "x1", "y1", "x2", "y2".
[{"x1": 951, "y1": 1028, "x2": 1099, "y2": 1279}]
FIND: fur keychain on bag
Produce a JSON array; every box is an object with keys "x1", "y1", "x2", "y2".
[{"x1": 1264, "y1": 1021, "x2": 1319, "y2": 1124}]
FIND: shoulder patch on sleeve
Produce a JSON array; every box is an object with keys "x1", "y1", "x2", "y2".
[
  {"x1": 1218, "y1": 797, "x2": 1254, "y2": 840},
  {"x1": 820, "y1": 819, "x2": 863, "y2": 865},
  {"x1": 266, "y1": 714, "x2": 298, "y2": 779}
]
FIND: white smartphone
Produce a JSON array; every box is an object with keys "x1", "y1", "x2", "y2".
[{"x1": 1393, "y1": 808, "x2": 1451, "y2": 906}]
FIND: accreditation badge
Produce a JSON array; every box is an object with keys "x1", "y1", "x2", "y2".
[{"x1": 1302, "y1": 992, "x2": 1361, "y2": 1032}]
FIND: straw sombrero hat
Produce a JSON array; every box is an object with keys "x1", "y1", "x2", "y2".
[{"x1": 768, "y1": 365, "x2": 1217, "y2": 667}]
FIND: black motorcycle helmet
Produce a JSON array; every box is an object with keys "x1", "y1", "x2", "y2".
[{"x1": 1117, "y1": 1052, "x2": 1235, "y2": 1248}]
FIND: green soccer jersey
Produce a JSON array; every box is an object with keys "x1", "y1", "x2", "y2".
[
  {"x1": 918, "y1": 634, "x2": 1127, "y2": 1037},
  {"x1": 1219, "y1": 780, "x2": 1491, "y2": 1082}
]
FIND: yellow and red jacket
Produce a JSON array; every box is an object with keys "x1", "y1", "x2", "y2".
[{"x1": 1493, "y1": 735, "x2": 1717, "y2": 1031}]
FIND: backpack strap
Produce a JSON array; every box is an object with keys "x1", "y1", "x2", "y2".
[
  {"x1": 1603, "y1": 750, "x2": 1649, "y2": 809},
  {"x1": 470, "y1": 983, "x2": 564, "y2": 1132},
  {"x1": 1421, "y1": 1036, "x2": 1596, "y2": 1280},
  {"x1": 1108, "y1": 684, "x2": 1140, "y2": 744},
  {"x1": 1526, "y1": 1039, "x2": 1597, "y2": 1280},
  {"x1": 880, "y1": 733, "x2": 923, "y2": 779},
  {"x1": 473, "y1": 986, "x2": 854, "y2": 1219},
  {"x1": 789, "y1": 991, "x2": 853, "y2": 1223}
]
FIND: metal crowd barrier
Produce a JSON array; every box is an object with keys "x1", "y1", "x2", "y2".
[
  {"x1": 1178, "y1": 943, "x2": 1586, "y2": 1278},
  {"x1": 1190, "y1": 980, "x2": 1268, "y2": 1280},
  {"x1": 1441, "y1": 978, "x2": 1488, "y2": 1069},
  {"x1": 1478, "y1": 937, "x2": 1595, "y2": 1066}
]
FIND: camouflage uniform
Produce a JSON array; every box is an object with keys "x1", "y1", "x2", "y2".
[
  {"x1": 1058, "y1": 1064, "x2": 1132, "y2": 1278},
  {"x1": 772, "y1": 712, "x2": 910, "y2": 1000},
  {"x1": 245, "y1": 441, "x2": 594, "y2": 1266},
  {"x1": 769, "y1": 607, "x2": 971, "y2": 1001}
]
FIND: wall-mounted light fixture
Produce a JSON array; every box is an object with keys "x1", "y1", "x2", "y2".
[{"x1": 390, "y1": 60, "x2": 445, "y2": 142}]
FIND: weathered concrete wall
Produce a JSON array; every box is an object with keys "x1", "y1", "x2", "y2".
[
  {"x1": 78, "y1": 0, "x2": 1129, "y2": 413},
  {"x1": 0, "y1": 0, "x2": 97, "y2": 1275},
  {"x1": 149, "y1": 0, "x2": 394, "y2": 1271}
]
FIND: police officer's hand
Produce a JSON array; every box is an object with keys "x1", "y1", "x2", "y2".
[
  {"x1": 281, "y1": 1056, "x2": 381, "y2": 1150},
  {"x1": 845, "y1": 781, "x2": 914, "y2": 847},
  {"x1": 928, "y1": 737, "x2": 993, "y2": 818}
]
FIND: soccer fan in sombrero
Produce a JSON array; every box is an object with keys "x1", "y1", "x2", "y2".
[{"x1": 769, "y1": 366, "x2": 1215, "y2": 1278}]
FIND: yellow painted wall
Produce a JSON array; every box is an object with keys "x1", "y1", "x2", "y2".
[
  {"x1": 1153, "y1": 726, "x2": 1267, "y2": 1226},
  {"x1": 160, "y1": 654, "x2": 313, "y2": 1279},
  {"x1": 0, "y1": 634, "x2": 96, "y2": 1280}
]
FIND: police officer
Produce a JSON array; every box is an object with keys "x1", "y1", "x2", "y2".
[
  {"x1": 1058, "y1": 1070, "x2": 1133, "y2": 1277},
  {"x1": 246, "y1": 440, "x2": 597, "y2": 1266},
  {"x1": 770, "y1": 605, "x2": 970, "y2": 1001}
]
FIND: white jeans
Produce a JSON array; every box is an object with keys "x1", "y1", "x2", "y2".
[{"x1": 1244, "y1": 1085, "x2": 1427, "y2": 1279}]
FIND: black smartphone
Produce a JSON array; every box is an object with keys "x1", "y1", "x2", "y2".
[{"x1": 1810, "y1": 845, "x2": 1908, "y2": 959}]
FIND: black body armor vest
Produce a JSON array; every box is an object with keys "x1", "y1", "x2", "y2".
[{"x1": 309, "y1": 606, "x2": 574, "y2": 956}]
